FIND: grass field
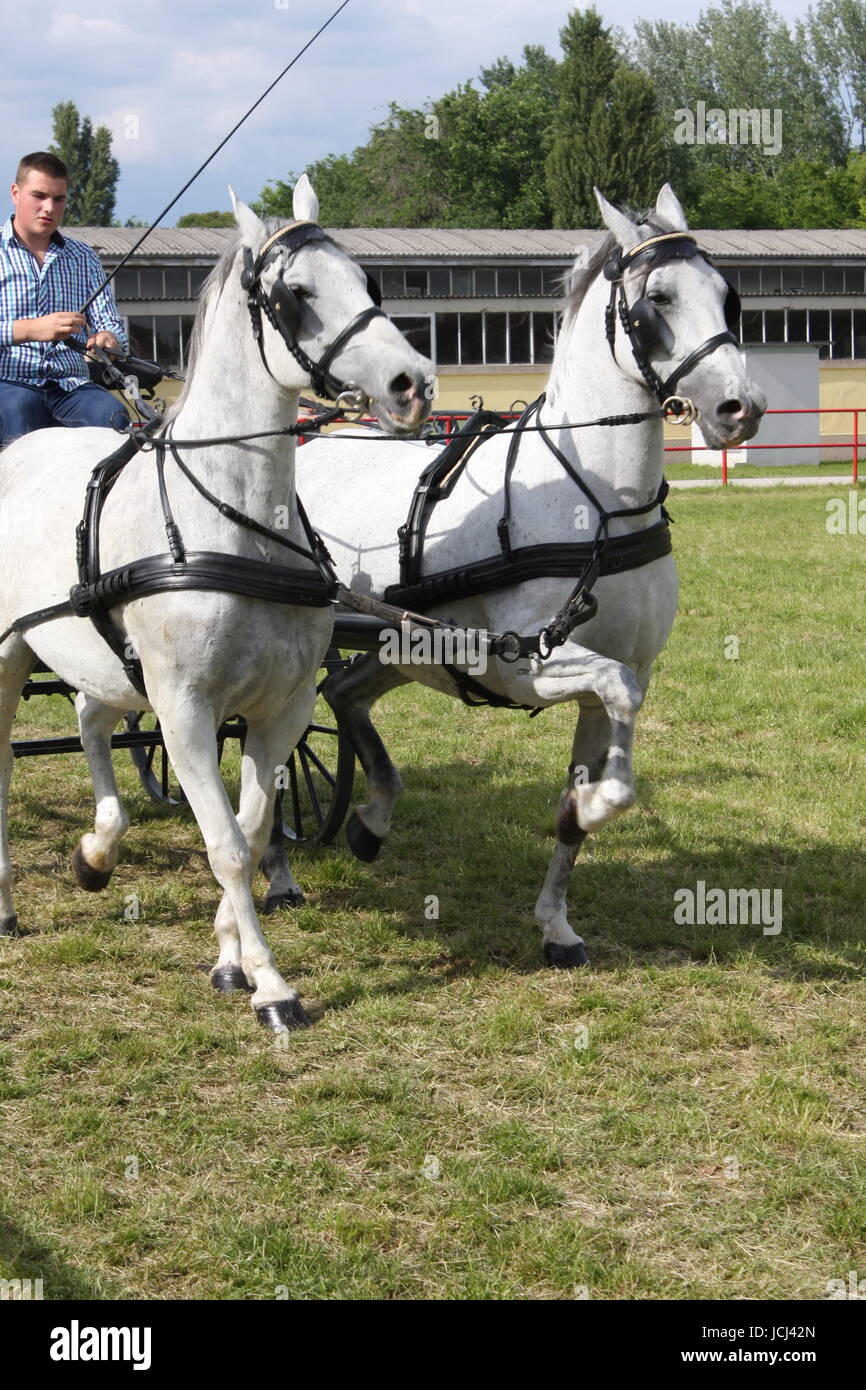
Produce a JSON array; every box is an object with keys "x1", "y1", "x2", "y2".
[{"x1": 1, "y1": 485, "x2": 864, "y2": 1301}]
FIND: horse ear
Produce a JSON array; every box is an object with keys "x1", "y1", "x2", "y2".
[
  {"x1": 594, "y1": 188, "x2": 642, "y2": 253},
  {"x1": 228, "y1": 186, "x2": 265, "y2": 247},
  {"x1": 293, "y1": 173, "x2": 320, "y2": 224},
  {"x1": 654, "y1": 183, "x2": 689, "y2": 232}
]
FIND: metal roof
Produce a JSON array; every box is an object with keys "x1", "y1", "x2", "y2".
[{"x1": 70, "y1": 226, "x2": 866, "y2": 261}]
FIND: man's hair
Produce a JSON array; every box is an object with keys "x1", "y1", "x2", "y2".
[{"x1": 15, "y1": 151, "x2": 68, "y2": 185}]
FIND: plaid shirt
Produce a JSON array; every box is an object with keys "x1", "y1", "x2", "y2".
[{"x1": 0, "y1": 216, "x2": 127, "y2": 391}]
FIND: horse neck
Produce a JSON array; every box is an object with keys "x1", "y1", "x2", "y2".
[
  {"x1": 542, "y1": 272, "x2": 665, "y2": 525},
  {"x1": 169, "y1": 275, "x2": 300, "y2": 527}
]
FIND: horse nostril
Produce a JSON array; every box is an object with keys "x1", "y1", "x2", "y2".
[
  {"x1": 717, "y1": 398, "x2": 744, "y2": 418},
  {"x1": 390, "y1": 373, "x2": 413, "y2": 397}
]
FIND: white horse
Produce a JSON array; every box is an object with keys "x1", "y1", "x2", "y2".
[
  {"x1": 287, "y1": 184, "x2": 767, "y2": 966},
  {"x1": 0, "y1": 176, "x2": 431, "y2": 1030}
]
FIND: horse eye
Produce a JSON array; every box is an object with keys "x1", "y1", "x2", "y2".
[{"x1": 648, "y1": 292, "x2": 670, "y2": 305}]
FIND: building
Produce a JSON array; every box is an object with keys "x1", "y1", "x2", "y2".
[{"x1": 74, "y1": 225, "x2": 866, "y2": 427}]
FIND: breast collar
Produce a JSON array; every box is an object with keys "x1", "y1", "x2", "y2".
[{"x1": 240, "y1": 218, "x2": 385, "y2": 408}]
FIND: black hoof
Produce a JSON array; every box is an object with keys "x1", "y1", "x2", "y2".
[
  {"x1": 0, "y1": 914, "x2": 19, "y2": 938},
  {"x1": 72, "y1": 844, "x2": 113, "y2": 892},
  {"x1": 255, "y1": 996, "x2": 311, "y2": 1033},
  {"x1": 263, "y1": 887, "x2": 305, "y2": 914},
  {"x1": 544, "y1": 941, "x2": 590, "y2": 969},
  {"x1": 346, "y1": 810, "x2": 383, "y2": 863},
  {"x1": 210, "y1": 964, "x2": 253, "y2": 994}
]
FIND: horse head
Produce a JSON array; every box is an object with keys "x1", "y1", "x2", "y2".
[{"x1": 594, "y1": 184, "x2": 766, "y2": 449}]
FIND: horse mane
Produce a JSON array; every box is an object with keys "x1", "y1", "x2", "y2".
[{"x1": 163, "y1": 217, "x2": 286, "y2": 422}]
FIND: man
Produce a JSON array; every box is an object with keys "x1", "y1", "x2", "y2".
[{"x1": 0, "y1": 150, "x2": 129, "y2": 448}]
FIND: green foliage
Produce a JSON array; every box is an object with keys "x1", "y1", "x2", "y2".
[
  {"x1": 547, "y1": 8, "x2": 668, "y2": 226},
  {"x1": 49, "y1": 100, "x2": 119, "y2": 225},
  {"x1": 176, "y1": 211, "x2": 237, "y2": 228}
]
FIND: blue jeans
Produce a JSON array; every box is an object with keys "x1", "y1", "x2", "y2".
[{"x1": 0, "y1": 380, "x2": 129, "y2": 448}]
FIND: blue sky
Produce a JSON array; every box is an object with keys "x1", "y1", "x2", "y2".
[{"x1": 1, "y1": 0, "x2": 815, "y2": 225}]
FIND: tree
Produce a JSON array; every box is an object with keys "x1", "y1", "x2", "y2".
[
  {"x1": 804, "y1": 0, "x2": 866, "y2": 151},
  {"x1": 257, "y1": 44, "x2": 558, "y2": 229},
  {"x1": 176, "y1": 211, "x2": 237, "y2": 227},
  {"x1": 49, "y1": 100, "x2": 119, "y2": 224},
  {"x1": 632, "y1": 1, "x2": 849, "y2": 225},
  {"x1": 546, "y1": 8, "x2": 668, "y2": 226}
]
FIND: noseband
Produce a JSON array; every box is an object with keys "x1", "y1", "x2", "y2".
[
  {"x1": 241, "y1": 218, "x2": 386, "y2": 408},
  {"x1": 603, "y1": 231, "x2": 741, "y2": 418}
]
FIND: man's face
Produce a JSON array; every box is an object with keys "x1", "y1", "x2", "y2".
[{"x1": 11, "y1": 170, "x2": 68, "y2": 238}]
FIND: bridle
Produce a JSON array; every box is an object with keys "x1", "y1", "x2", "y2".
[
  {"x1": 603, "y1": 230, "x2": 741, "y2": 424},
  {"x1": 240, "y1": 218, "x2": 386, "y2": 413}
]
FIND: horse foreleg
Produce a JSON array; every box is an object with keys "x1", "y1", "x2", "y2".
[
  {"x1": 72, "y1": 693, "x2": 130, "y2": 891},
  {"x1": 0, "y1": 639, "x2": 33, "y2": 935},
  {"x1": 323, "y1": 653, "x2": 408, "y2": 863},
  {"x1": 534, "y1": 659, "x2": 644, "y2": 968},
  {"x1": 159, "y1": 695, "x2": 312, "y2": 1030}
]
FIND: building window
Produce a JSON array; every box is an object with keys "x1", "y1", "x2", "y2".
[
  {"x1": 429, "y1": 267, "x2": 451, "y2": 296},
  {"x1": 115, "y1": 269, "x2": 139, "y2": 298},
  {"x1": 382, "y1": 268, "x2": 404, "y2": 297},
  {"x1": 497, "y1": 268, "x2": 519, "y2": 296},
  {"x1": 164, "y1": 267, "x2": 190, "y2": 298},
  {"x1": 127, "y1": 315, "x2": 155, "y2": 358},
  {"x1": 541, "y1": 267, "x2": 563, "y2": 295},
  {"x1": 764, "y1": 309, "x2": 785, "y2": 342},
  {"x1": 474, "y1": 268, "x2": 496, "y2": 296},
  {"x1": 787, "y1": 309, "x2": 807, "y2": 342},
  {"x1": 139, "y1": 268, "x2": 163, "y2": 298},
  {"x1": 435, "y1": 313, "x2": 460, "y2": 364},
  {"x1": 808, "y1": 308, "x2": 830, "y2": 357},
  {"x1": 738, "y1": 267, "x2": 760, "y2": 295},
  {"x1": 823, "y1": 266, "x2": 845, "y2": 293},
  {"x1": 405, "y1": 268, "x2": 428, "y2": 297},
  {"x1": 461, "y1": 313, "x2": 483, "y2": 363},
  {"x1": 741, "y1": 310, "x2": 763, "y2": 342},
  {"x1": 844, "y1": 268, "x2": 864, "y2": 294},
  {"x1": 190, "y1": 267, "x2": 210, "y2": 295},
  {"x1": 484, "y1": 312, "x2": 507, "y2": 363},
  {"x1": 390, "y1": 314, "x2": 432, "y2": 359},
  {"x1": 761, "y1": 266, "x2": 783, "y2": 294},
  {"x1": 802, "y1": 266, "x2": 824, "y2": 293},
  {"x1": 781, "y1": 267, "x2": 803, "y2": 294},
  {"x1": 831, "y1": 308, "x2": 853, "y2": 358},
  {"x1": 451, "y1": 268, "x2": 473, "y2": 296},
  {"x1": 532, "y1": 311, "x2": 556, "y2": 362},
  {"x1": 854, "y1": 309, "x2": 866, "y2": 357},
  {"x1": 155, "y1": 316, "x2": 182, "y2": 370},
  {"x1": 520, "y1": 267, "x2": 542, "y2": 295},
  {"x1": 509, "y1": 312, "x2": 531, "y2": 362},
  {"x1": 180, "y1": 315, "x2": 196, "y2": 369}
]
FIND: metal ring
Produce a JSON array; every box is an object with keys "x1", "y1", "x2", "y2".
[
  {"x1": 495, "y1": 631, "x2": 522, "y2": 663},
  {"x1": 662, "y1": 395, "x2": 699, "y2": 426},
  {"x1": 335, "y1": 386, "x2": 369, "y2": 420}
]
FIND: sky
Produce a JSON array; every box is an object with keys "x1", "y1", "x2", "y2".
[{"x1": 0, "y1": 0, "x2": 818, "y2": 225}]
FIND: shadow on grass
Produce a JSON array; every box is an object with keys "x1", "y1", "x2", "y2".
[{"x1": 0, "y1": 1210, "x2": 106, "y2": 1300}]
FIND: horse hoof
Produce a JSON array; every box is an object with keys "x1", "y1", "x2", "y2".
[
  {"x1": 0, "y1": 914, "x2": 19, "y2": 938},
  {"x1": 544, "y1": 941, "x2": 590, "y2": 969},
  {"x1": 263, "y1": 887, "x2": 305, "y2": 914},
  {"x1": 346, "y1": 810, "x2": 383, "y2": 863},
  {"x1": 72, "y1": 844, "x2": 113, "y2": 892},
  {"x1": 210, "y1": 964, "x2": 252, "y2": 994},
  {"x1": 255, "y1": 996, "x2": 311, "y2": 1033}
]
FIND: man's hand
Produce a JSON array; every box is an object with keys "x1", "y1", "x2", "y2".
[
  {"x1": 12, "y1": 311, "x2": 87, "y2": 344},
  {"x1": 86, "y1": 330, "x2": 121, "y2": 355}
]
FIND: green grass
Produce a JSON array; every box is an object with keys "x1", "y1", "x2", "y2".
[
  {"x1": 1, "y1": 487, "x2": 865, "y2": 1300},
  {"x1": 664, "y1": 457, "x2": 862, "y2": 481}
]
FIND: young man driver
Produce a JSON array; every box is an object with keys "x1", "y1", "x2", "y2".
[{"x1": 0, "y1": 150, "x2": 129, "y2": 448}]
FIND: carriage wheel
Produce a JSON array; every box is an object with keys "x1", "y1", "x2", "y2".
[
  {"x1": 124, "y1": 713, "x2": 246, "y2": 806},
  {"x1": 124, "y1": 649, "x2": 355, "y2": 846},
  {"x1": 276, "y1": 649, "x2": 356, "y2": 849}
]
